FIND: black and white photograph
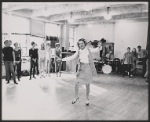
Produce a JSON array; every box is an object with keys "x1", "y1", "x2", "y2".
[{"x1": 1, "y1": 1, "x2": 149, "y2": 120}]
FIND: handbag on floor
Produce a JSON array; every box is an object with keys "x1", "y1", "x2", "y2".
[{"x1": 21, "y1": 70, "x2": 30, "y2": 76}]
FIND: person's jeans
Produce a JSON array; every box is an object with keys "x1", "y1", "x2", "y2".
[
  {"x1": 35, "y1": 59, "x2": 39, "y2": 75},
  {"x1": 56, "y1": 61, "x2": 62, "y2": 73},
  {"x1": 30, "y1": 59, "x2": 36, "y2": 78},
  {"x1": 122, "y1": 64, "x2": 132, "y2": 77},
  {"x1": 14, "y1": 61, "x2": 21, "y2": 80},
  {"x1": 4, "y1": 61, "x2": 16, "y2": 82}
]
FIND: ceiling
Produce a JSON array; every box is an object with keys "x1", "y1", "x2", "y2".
[{"x1": 2, "y1": 2, "x2": 149, "y2": 25}]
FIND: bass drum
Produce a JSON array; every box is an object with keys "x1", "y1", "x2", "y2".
[{"x1": 102, "y1": 64, "x2": 112, "y2": 74}]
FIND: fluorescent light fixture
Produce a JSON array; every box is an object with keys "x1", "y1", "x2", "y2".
[
  {"x1": 104, "y1": 7, "x2": 112, "y2": 21},
  {"x1": 68, "y1": 12, "x2": 74, "y2": 23}
]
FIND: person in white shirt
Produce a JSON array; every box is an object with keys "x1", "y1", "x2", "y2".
[
  {"x1": 46, "y1": 43, "x2": 52, "y2": 77},
  {"x1": 62, "y1": 38, "x2": 97, "y2": 106},
  {"x1": 39, "y1": 43, "x2": 46, "y2": 78}
]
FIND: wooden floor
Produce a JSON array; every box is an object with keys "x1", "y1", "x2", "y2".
[{"x1": 2, "y1": 72, "x2": 148, "y2": 120}]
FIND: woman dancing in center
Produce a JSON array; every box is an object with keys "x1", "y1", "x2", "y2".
[{"x1": 62, "y1": 38, "x2": 97, "y2": 106}]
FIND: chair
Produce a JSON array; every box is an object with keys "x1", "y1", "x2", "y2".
[{"x1": 135, "y1": 58, "x2": 143, "y2": 75}]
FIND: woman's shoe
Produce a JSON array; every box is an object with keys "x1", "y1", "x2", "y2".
[
  {"x1": 72, "y1": 97, "x2": 79, "y2": 104},
  {"x1": 6, "y1": 81, "x2": 9, "y2": 84},
  {"x1": 85, "y1": 100, "x2": 89, "y2": 106}
]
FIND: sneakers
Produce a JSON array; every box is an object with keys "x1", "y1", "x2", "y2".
[
  {"x1": 85, "y1": 100, "x2": 89, "y2": 106},
  {"x1": 14, "y1": 82, "x2": 18, "y2": 84},
  {"x1": 72, "y1": 97, "x2": 79, "y2": 104}
]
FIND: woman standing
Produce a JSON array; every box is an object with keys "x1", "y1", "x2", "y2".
[
  {"x1": 14, "y1": 42, "x2": 22, "y2": 81},
  {"x1": 122, "y1": 47, "x2": 133, "y2": 77},
  {"x1": 46, "y1": 43, "x2": 52, "y2": 77},
  {"x1": 39, "y1": 43, "x2": 46, "y2": 78},
  {"x1": 62, "y1": 38, "x2": 97, "y2": 106},
  {"x1": 55, "y1": 43, "x2": 62, "y2": 77},
  {"x1": 131, "y1": 48, "x2": 138, "y2": 76}
]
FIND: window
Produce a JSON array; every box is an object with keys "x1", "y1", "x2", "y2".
[{"x1": 69, "y1": 27, "x2": 75, "y2": 50}]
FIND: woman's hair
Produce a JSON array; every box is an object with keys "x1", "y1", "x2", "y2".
[
  {"x1": 46, "y1": 43, "x2": 50, "y2": 46},
  {"x1": 4, "y1": 40, "x2": 9, "y2": 44},
  {"x1": 137, "y1": 45, "x2": 141, "y2": 48},
  {"x1": 14, "y1": 42, "x2": 18, "y2": 46},
  {"x1": 77, "y1": 38, "x2": 87, "y2": 48},
  {"x1": 91, "y1": 40, "x2": 98, "y2": 48},
  {"x1": 127, "y1": 47, "x2": 130, "y2": 50},
  {"x1": 55, "y1": 43, "x2": 60, "y2": 47},
  {"x1": 100, "y1": 38, "x2": 106, "y2": 43},
  {"x1": 132, "y1": 48, "x2": 137, "y2": 56},
  {"x1": 31, "y1": 41, "x2": 35, "y2": 46}
]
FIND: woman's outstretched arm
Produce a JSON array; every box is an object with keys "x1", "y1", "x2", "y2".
[{"x1": 62, "y1": 51, "x2": 78, "y2": 61}]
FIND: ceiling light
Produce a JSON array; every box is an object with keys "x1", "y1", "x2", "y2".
[
  {"x1": 104, "y1": 7, "x2": 112, "y2": 21},
  {"x1": 68, "y1": 12, "x2": 74, "y2": 23}
]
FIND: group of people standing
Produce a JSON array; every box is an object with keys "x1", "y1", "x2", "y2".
[
  {"x1": 2, "y1": 40, "x2": 62, "y2": 84},
  {"x1": 122, "y1": 46, "x2": 148, "y2": 78},
  {"x1": 2, "y1": 40, "x2": 22, "y2": 84},
  {"x1": 2, "y1": 38, "x2": 149, "y2": 105},
  {"x1": 29, "y1": 41, "x2": 62, "y2": 80}
]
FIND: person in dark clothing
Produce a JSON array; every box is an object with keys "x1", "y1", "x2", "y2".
[
  {"x1": 99, "y1": 38, "x2": 107, "y2": 62},
  {"x1": 29, "y1": 42, "x2": 38, "y2": 80},
  {"x1": 131, "y1": 48, "x2": 138, "y2": 76},
  {"x1": 122, "y1": 47, "x2": 133, "y2": 77},
  {"x1": 137, "y1": 45, "x2": 147, "y2": 78},
  {"x1": 2, "y1": 40, "x2": 18, "y2": 84},
  {"x1": 14, "y1": 42, "x2": 22, "y2": 81},
  {"x1": 35, "y1": 44, "x2": 39, "y2": 75},
  {"x1": 55, "y1": 43, "x2": 62, "y2": 77}
]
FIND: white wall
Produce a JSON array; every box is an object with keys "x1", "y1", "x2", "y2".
[
  {"x1": 114, "y1": 21, "x2": 148, "y2": 59},
  {"x1": 76, "y1": 23, "x2": 115, "y2": 43},
  {"x1": 2, "y1": 13, "x2": 30, "y2": 34},
  {"x1": 75, "y1": 21, "x2": 148, "y2": 59}
]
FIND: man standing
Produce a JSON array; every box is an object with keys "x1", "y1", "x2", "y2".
[
  {"x1": 29, "y1": 42, "x2": 38, "y2": 80},
  {"x1": 137, "y1": 45, "x2": 147, "y2": 78},
  {"x1": 2, "y1": 40, "x2": 18, "y2": 84},
  {"x1": 35, "y1": 43, "x2": 39, "y2": 75}
]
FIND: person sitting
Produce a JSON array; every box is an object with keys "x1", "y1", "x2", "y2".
[{"x1": 137, "y1": 45, "x2": 147, "y2": 78}]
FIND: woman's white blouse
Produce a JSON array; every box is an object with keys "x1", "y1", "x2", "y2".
[
  {"x1": 46, "y1": 49, "x2": 51, "y2": 60},
  {"x1": 79, "y1": 48, "x2": 89, "y2": 63},
  {"x1": 39, "y1": 50, "x2": 46, "y2": 59}
]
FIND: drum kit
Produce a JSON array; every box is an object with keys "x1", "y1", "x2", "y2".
[
  {"x1": 102, "y1": 64, "x2": 112, "y2": 74},
  {"x1": 96, "y1": 57, "x2": 120, "y2": 74}
]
